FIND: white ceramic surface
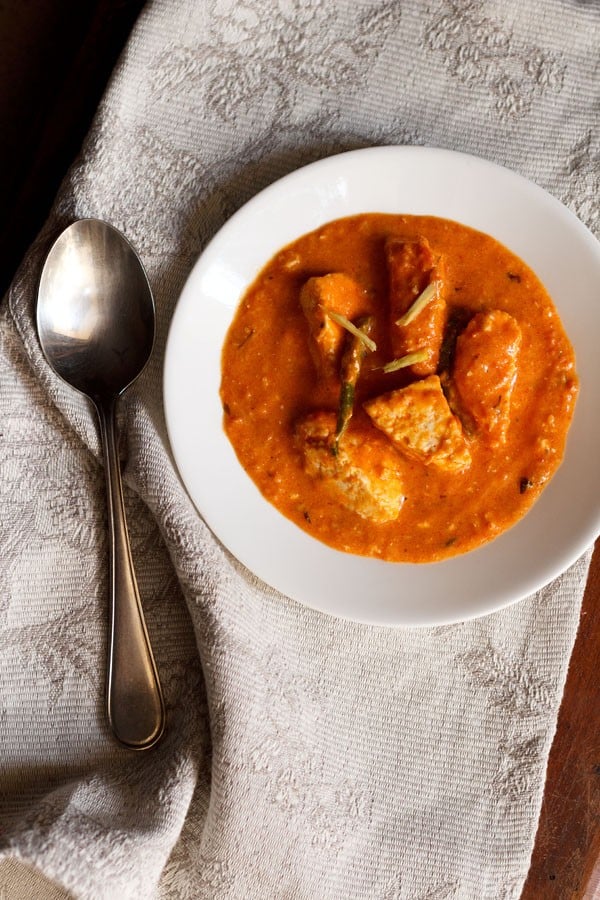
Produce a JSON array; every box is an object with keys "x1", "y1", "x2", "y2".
[{"x1": 163, "y1": 146, "x2": 600, "y2": 626}]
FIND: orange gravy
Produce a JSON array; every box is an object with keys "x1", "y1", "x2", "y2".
[{"x1": 220, "y1": 214, "x2": 578, "y2": 562}]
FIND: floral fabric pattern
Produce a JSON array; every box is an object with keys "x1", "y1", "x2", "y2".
[{"x1": 0, "y1": 1, "x2": 598, "y2": 898}]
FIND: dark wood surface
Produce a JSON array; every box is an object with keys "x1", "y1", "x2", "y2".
[
  {"x1": 522, "y1": 538, "x2": 600, "y2": 899},
  {"x1": 0, "y1": 0, "x2": 145, "y2": 298},
  {"x1": 1, "y1": 3, "x2": 598, "y2": 896}
]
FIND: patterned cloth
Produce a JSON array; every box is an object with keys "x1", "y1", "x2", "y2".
[{"x1": 0, "y1": 1, "x2": 598, "y2": 897}]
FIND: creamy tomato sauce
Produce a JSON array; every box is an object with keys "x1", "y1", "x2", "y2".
[{"x1": 220, "y1": 214, "x2": 578, "y2": 562}]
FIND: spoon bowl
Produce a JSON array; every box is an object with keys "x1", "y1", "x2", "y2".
[
  {"x1": 37, "y1": 218, "x2": 165, "y2": 750},
  {"x1": 37, "y1": 219, "x2": 154, "y2": 399}
]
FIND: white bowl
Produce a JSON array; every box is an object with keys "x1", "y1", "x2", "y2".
[{"x1": 164, "y1": 146, "x2": 600, "y2": 626}]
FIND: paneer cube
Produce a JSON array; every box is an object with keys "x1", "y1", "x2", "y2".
[
  {"x1": 300, "y1": 274, "x2": 368, "y2": 377},
  {"x1": 386, "y1": 237, "x2": 446, "y2": 376},
  {"x1": 452, "y1": 310, "x2": 521, "y2": 444},
  {"x1": 295, "y1": 410, "x2": 405, "y2": 523},
  {"x1": 364, "y1": 375, "x2": 471, "y2": 472}
]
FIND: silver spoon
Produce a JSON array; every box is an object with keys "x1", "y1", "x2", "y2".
[{"x1": 37, "y1": 218, "x2": 165, "y2": 750}]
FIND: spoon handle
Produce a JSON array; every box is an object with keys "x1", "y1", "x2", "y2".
[{"x1": 97, "y1": 399, "x2": 165, "y2": 749}]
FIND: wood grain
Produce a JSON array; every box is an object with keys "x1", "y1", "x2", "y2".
[{"x1": 522, "y1": 538, "x2": 600, "y2": 898}]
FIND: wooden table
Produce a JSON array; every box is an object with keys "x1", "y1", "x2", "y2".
[
  {"x1": 522, "y1": 539, "x2": 600, "y2": 899},
  {"x1": 0, "y1": 0, "x2": 145, "y2": 298},
  {"x1": 1, "y1": 3, "x2": 598, "y2": 896}
]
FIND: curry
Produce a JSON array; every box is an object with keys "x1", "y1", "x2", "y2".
[{"x1": 220, "y1": 214, "x2": 578, "y2": 562}]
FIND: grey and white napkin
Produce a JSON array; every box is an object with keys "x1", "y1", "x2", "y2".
[{"x1": 1, "y1": 1, "x2": 598, "y2": 897}]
